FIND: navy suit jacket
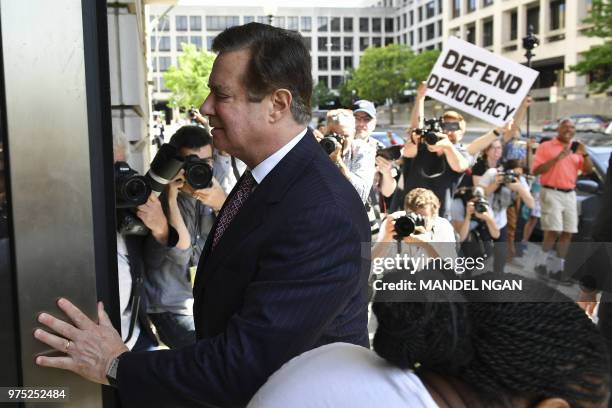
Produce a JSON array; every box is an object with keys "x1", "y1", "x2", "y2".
[{"x1": 117, "y1": 130, "x2": 371, "y2": 407}]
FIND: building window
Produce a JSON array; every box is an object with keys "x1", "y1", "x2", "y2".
[
  {"x1": 190, "y1": 36, "x2": 202, "y2": 50},
  {"x1": 438, "y1": 0, "x2": 443, "y2": 14},
  {"x1": 418, "y1": 7, "x2": 422, "y2": 22},
  {"x1": 426, "y1": 23, "x2": 435, "y2": 40},
  {"x1": 409, "y1": 11, "x2": 414, "y2": 25},
  {"x1": 527, "y1": 6, "x2": 540, "y2": 34},
  {"x1": 331, "y1": 36, "x2": 341, "y2": 51},
  {"x1": 274, "y1": 16, "x2": 285, "y2": 29},
  {"x1": 482, "y1": 0, "x2": 493, "y2": 7},
  {"x1": 318, "y1": 16, "x2": 328, "y2": 32},
  {"x1": 302, "y1": 36, "x2": 311, "y2": 51},
  {"x1": 244, "y1": 16, "x2": 255, "y2": 24},
  {"x1": 409, "y1": 31, "x2": 413, "y2": 46},
  {"x1": 372, "y1": 18, "x2": 381, "y2": 32},
  {"x1": 318, "y1": 56, "x2": 328, "y2": 70},
  {"x1": 344, "y1": 17, "x2": 353, "y2": 32},
  {"x1": 418, "y1": 27, "x2": 423, "y2": 42},
  {"x1": 156, "y1": 56, "x2": 171, "y2": 72},
  {"x1": 437, "y1": 20, "x2": 442, "y2": 37},
  {"x1": 452, "y1": 0, "x2": 461, "y2": 18},
  {"x1": 426, "y1": 1, "x2": 436, "y2": 18},
  {"x1": 360, "y1": 17, "x2": 369, "y2": 32},
  {"x1": 206, "y1": 16, "x2": 240, "y2": 31},
  {"x1": 344, "y1": 56, "x2": 353, "y2": 69},
  {"x1": 318, "y1": 37, "x2": 328, "y2": 52},
  {"x1": 467, "y1": 0, "x2": 476, "y2": 13},
  {"x1": 157, "y1": 16, "x2": 170, "y2": 31},
  {"x1": 301, "y1": 16, "x2": 312, "y2": 31},
  {"x1": 385, "y1": 18, "x2": 393, "y2": 32},
  {"x1": 159, "y1": 77, "x2": 169, "y2": 92},
  {"x1": 286, "y1": 16, "x2": 298, "y2": 31},
  {"x1": 402, "y1": 13, "x2": 407, "y2": 29},
  {"x1": 550, "y1": 0, "x2": 566, "y2": 31},
  {"x1": 331, "y1": 75, "x2": 342, "y2": 89},
  {"x1": 385, "y1": 37, "x2": 393, "y2": 45},
  {"x1": 189, "y1": 16, "x2": 201, "y2": 31},
  {"x1": 331, "y1": 56, "x2": 341, "y2": 70},
  {"x1": 176, "y1": 16, "x2": 188, "y2": 31},
  {"x1": 206, "y1": 36, "x2": 215, "y2": 51},
  {"x1": 372, "y1": 37, "x2": 382, "y2": 47},
  {"x1": 510, "y1": 10, "x2": 518, "y2": 40},
  {"x1": 331, "y1": 17, "x2": 341, "y2": 32},
  {"x1": 318, "y1": 76, "x2": 328, "y2": 88},
  {"x1": 359, "y1": 37, "x2": 369, "y2": 50},
  {"x1": 344, "y1": 37, "x2": 353, "y2": 51},
  {"x1": 256, "y1": 16, "x2": 267, "y2": 24},
  {"x1": 158, "y1": 36, "x2": 170, "y2": 51},
  {"x1": 466, "y1": 23, "x2": 475, "y2": 43},
  {"x1": 176, "y1": 36, "x2": 188, "y2": 51},
  {"x1": 483, "y1": 20, "x2": 493, "y2": 47}
]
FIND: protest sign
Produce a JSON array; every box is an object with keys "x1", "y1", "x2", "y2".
[{"x1": 425, "y1": 37, "x2": 539, "y2": 127}]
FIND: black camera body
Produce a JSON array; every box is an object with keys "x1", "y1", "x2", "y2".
[
  {"x1": 320, "y1": 132, "x2": 343, "y2": 155},
  {"x1": 376, "y1": 145, "x2": 403, "y2": 161},
  {"x1": 455, "y1": 186, "x2": 489, "y2": 214},
  {"x1": 415, "y1": 118, "x2": 443, "y2": 145},
  {"x1": 183, "y1": 155, "x2": 213, "y2": 189},
  {"x1": 474, "y1": 198, "x2": 489, "y2": 214},
  {"x1": 115, "y1": 161, "x2": 151, "y2": 208},
  {"x1": 147, "y1": 143, "x2": 185, "y2": 195},
  {"x1": 393, "y1": 213, "x2": 426, "y2": 239},
  {"x1": 501, "y1": 169, "x2": 518, "y2": 184}
]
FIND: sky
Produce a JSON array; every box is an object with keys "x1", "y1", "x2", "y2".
[{"x1": 178, "y1": 0, "x2": 372, "y2": 8}]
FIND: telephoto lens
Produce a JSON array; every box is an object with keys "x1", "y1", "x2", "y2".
[
  {"x1": 393, "y1": 213, "x2": 426, "y2": 239},
  {"x1": 146, "y1": 143, "x2": 185, "y2": 195},
  {"x1": 115, "y1": 161, "x2": 152, "y2": 208},
  {"x1": 183, "y1": 155, "x2": 213, "y2": 189}
]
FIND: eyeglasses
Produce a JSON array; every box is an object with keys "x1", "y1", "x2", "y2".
[{"x1": 354, "y1": 115, "x2": 373, "y2": 123}]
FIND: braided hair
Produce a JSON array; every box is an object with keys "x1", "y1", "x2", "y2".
[{"x1": 372, "y1": 273, "x2": 610, "y2": 407}]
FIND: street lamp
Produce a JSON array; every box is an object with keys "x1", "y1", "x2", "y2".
[{"x1": 522, "y1": 25, "x2": 539, "y2": 138}]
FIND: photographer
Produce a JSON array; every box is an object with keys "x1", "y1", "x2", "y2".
[
  {"x1": 372, "y1": 188, "x2": 456, "y2": 265},
  {"x1": 479, "y1": 160, "x2": 534, "y2": 273},
  {"x1": 399, "y1": 112, "x2": 470, "y2": 219},
  {"x1": 325, "y1": 109, "x2": 376, "y2": 204},
  {"x1": 113, "y1": 130, "x2": 170, "y2": 352},
  {"x1": 144, "y1": 126, "x2": 218, "y2": 349}
]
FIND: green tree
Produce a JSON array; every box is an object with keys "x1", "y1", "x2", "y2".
[
  {"x1": 350, "y1": 44, "x2": 439, "y2": 124},
  {"x1": 338, "y1": 69, "x2": 356, "y2": 107},
  {"x1": 569, "y1": 0, "x2": 612, "y2": 93},
  {"x1": 312, "y1": 81, "x2": 336, "y2": 109},
  {"x1": 163, "y1": 43, "x2": 216, "y2": 109}
]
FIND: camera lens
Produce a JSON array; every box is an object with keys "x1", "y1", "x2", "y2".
[
  {"x1": 394, "y1": 213, "x2": 425, "y2": 239},
  {"x1": 184, "y1": 159, "x2": 213, "y2": 190},
  {"x1": 146, "y1": 143, "x2": 184, "y2": 195},
  {"x1": 115, "y1": 161, "x2": 152, "y2": 208},
  {"x1": 320, "y1": 137, "x2": 338, "y2": 155}
]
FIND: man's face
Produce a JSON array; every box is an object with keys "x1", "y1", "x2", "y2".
[
  {"x1": 354, "y1": 112, "x2": 376, "y2": 139},
  {"x1": 557, "y1": 120, "x2": 576, "y2": 143},
  {"x1": 200, "y1": 49, "x2": 268, "y2": 160},
  {"x1": 442, "y1": 118, "x2": 464, "y2": 144}
]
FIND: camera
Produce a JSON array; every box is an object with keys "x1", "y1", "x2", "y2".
[
  {"x1": 146, "y1": 143, "x2": 185, "y2": 195},
  {"x1": 393, "y1": 213, "x2": 426, "y2": 239},
  {"x1": 320, "y1": 132, "x2": 344, "y2": 155},
  {"x1": 115, "y1": 161, "x2": 151, "y2": 208},
  {"x1": 415, "y1": 118, "x2": 443, "y2": 145},
  {"x1": 183, "y1": 155, "x2": 213, "y2": 189},
  {"x1": 376, "y1": 145, "x2": 403, "y2": 161},
  {"x1": 474, "y1": 199, "x2": 489, "y2": 214},
  {"x1": 501, "y1": 169, "x2": 518, "y2": 184}
]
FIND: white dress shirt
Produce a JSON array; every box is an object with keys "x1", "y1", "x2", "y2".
[{"x1": 251, "y1": 128, "x2": 308, "y2": 185}]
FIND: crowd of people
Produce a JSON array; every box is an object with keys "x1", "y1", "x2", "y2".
[{"x1": 31, "y1": 22, "x2": 611, "y2": 408}]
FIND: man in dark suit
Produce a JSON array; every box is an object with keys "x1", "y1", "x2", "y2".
[{"x1": 34, "y1": 23, "x2": 371, "y2": 407}]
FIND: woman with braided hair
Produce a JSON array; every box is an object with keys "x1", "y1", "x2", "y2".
[{"x1": 248, "y1": 273, "x2": 609, "y2": 408}]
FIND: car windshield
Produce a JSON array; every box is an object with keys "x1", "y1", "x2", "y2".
[{"x1": 591, "y1": 149, "x2": 611, "y2": 174}]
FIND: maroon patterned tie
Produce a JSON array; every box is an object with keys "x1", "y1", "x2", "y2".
[{"x1": 212, "y1": 171, "x2": 256, "y2": 249}]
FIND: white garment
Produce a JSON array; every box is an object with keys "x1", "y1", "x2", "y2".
[
  {"x1": 248, "y1": 343, "x2": 438, "y2": 408},
  {"x1": 479, "y1": 168, "x2": 529, "y2": 229},
  {"x1": 251, "y1": 128, "x2": 308, "y2": 184},
  {"x1": 116, "y1": 233, "x2": 140, "y2": 350}
]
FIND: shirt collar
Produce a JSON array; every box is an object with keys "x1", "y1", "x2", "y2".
[{"x1": 250, "y1": 128, "x2": 308, "y2": 184}]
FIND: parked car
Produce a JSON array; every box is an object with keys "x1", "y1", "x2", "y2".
[
  {"x1": 542, "y1": 115, "x2": 610, "y2": 134},
  {"x1": 573, "y1": 114, "x2": 610, "y2": 133},
  {"x1": 370, "y1": 131, "x2": 404, "y2": 148}
]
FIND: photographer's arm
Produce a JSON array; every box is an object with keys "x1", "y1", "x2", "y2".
[
  {"x1": 511, "y1": 182, "x2": 535, "y2": 210},
  {"x1": 409, "y1": 82, "x2": 427, "y2": 130},
  {"x1": 376, "y1": 157, "x2": 397, "y2": 198},
  {"x1": 466, "y1": 121, "x2": 512, "y2": 157},
  {"x1": 166, "y1": 179, "x2": 191, "y2": 251},
  {"x1": 481, "y1": 212, "x2": 500, "y2": 240},
  {"x1": 442, "y1": 142, "x2": 470, "y2": 173}
]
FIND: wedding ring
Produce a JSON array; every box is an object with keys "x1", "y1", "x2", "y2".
[{"x1": 65, "y1": 340, "x2": 71, "y2": 352}]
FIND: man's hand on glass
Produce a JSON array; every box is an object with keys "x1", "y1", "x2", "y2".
[{"x1": 34, "y1": 298, "x2": 128, "y2": 385}]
